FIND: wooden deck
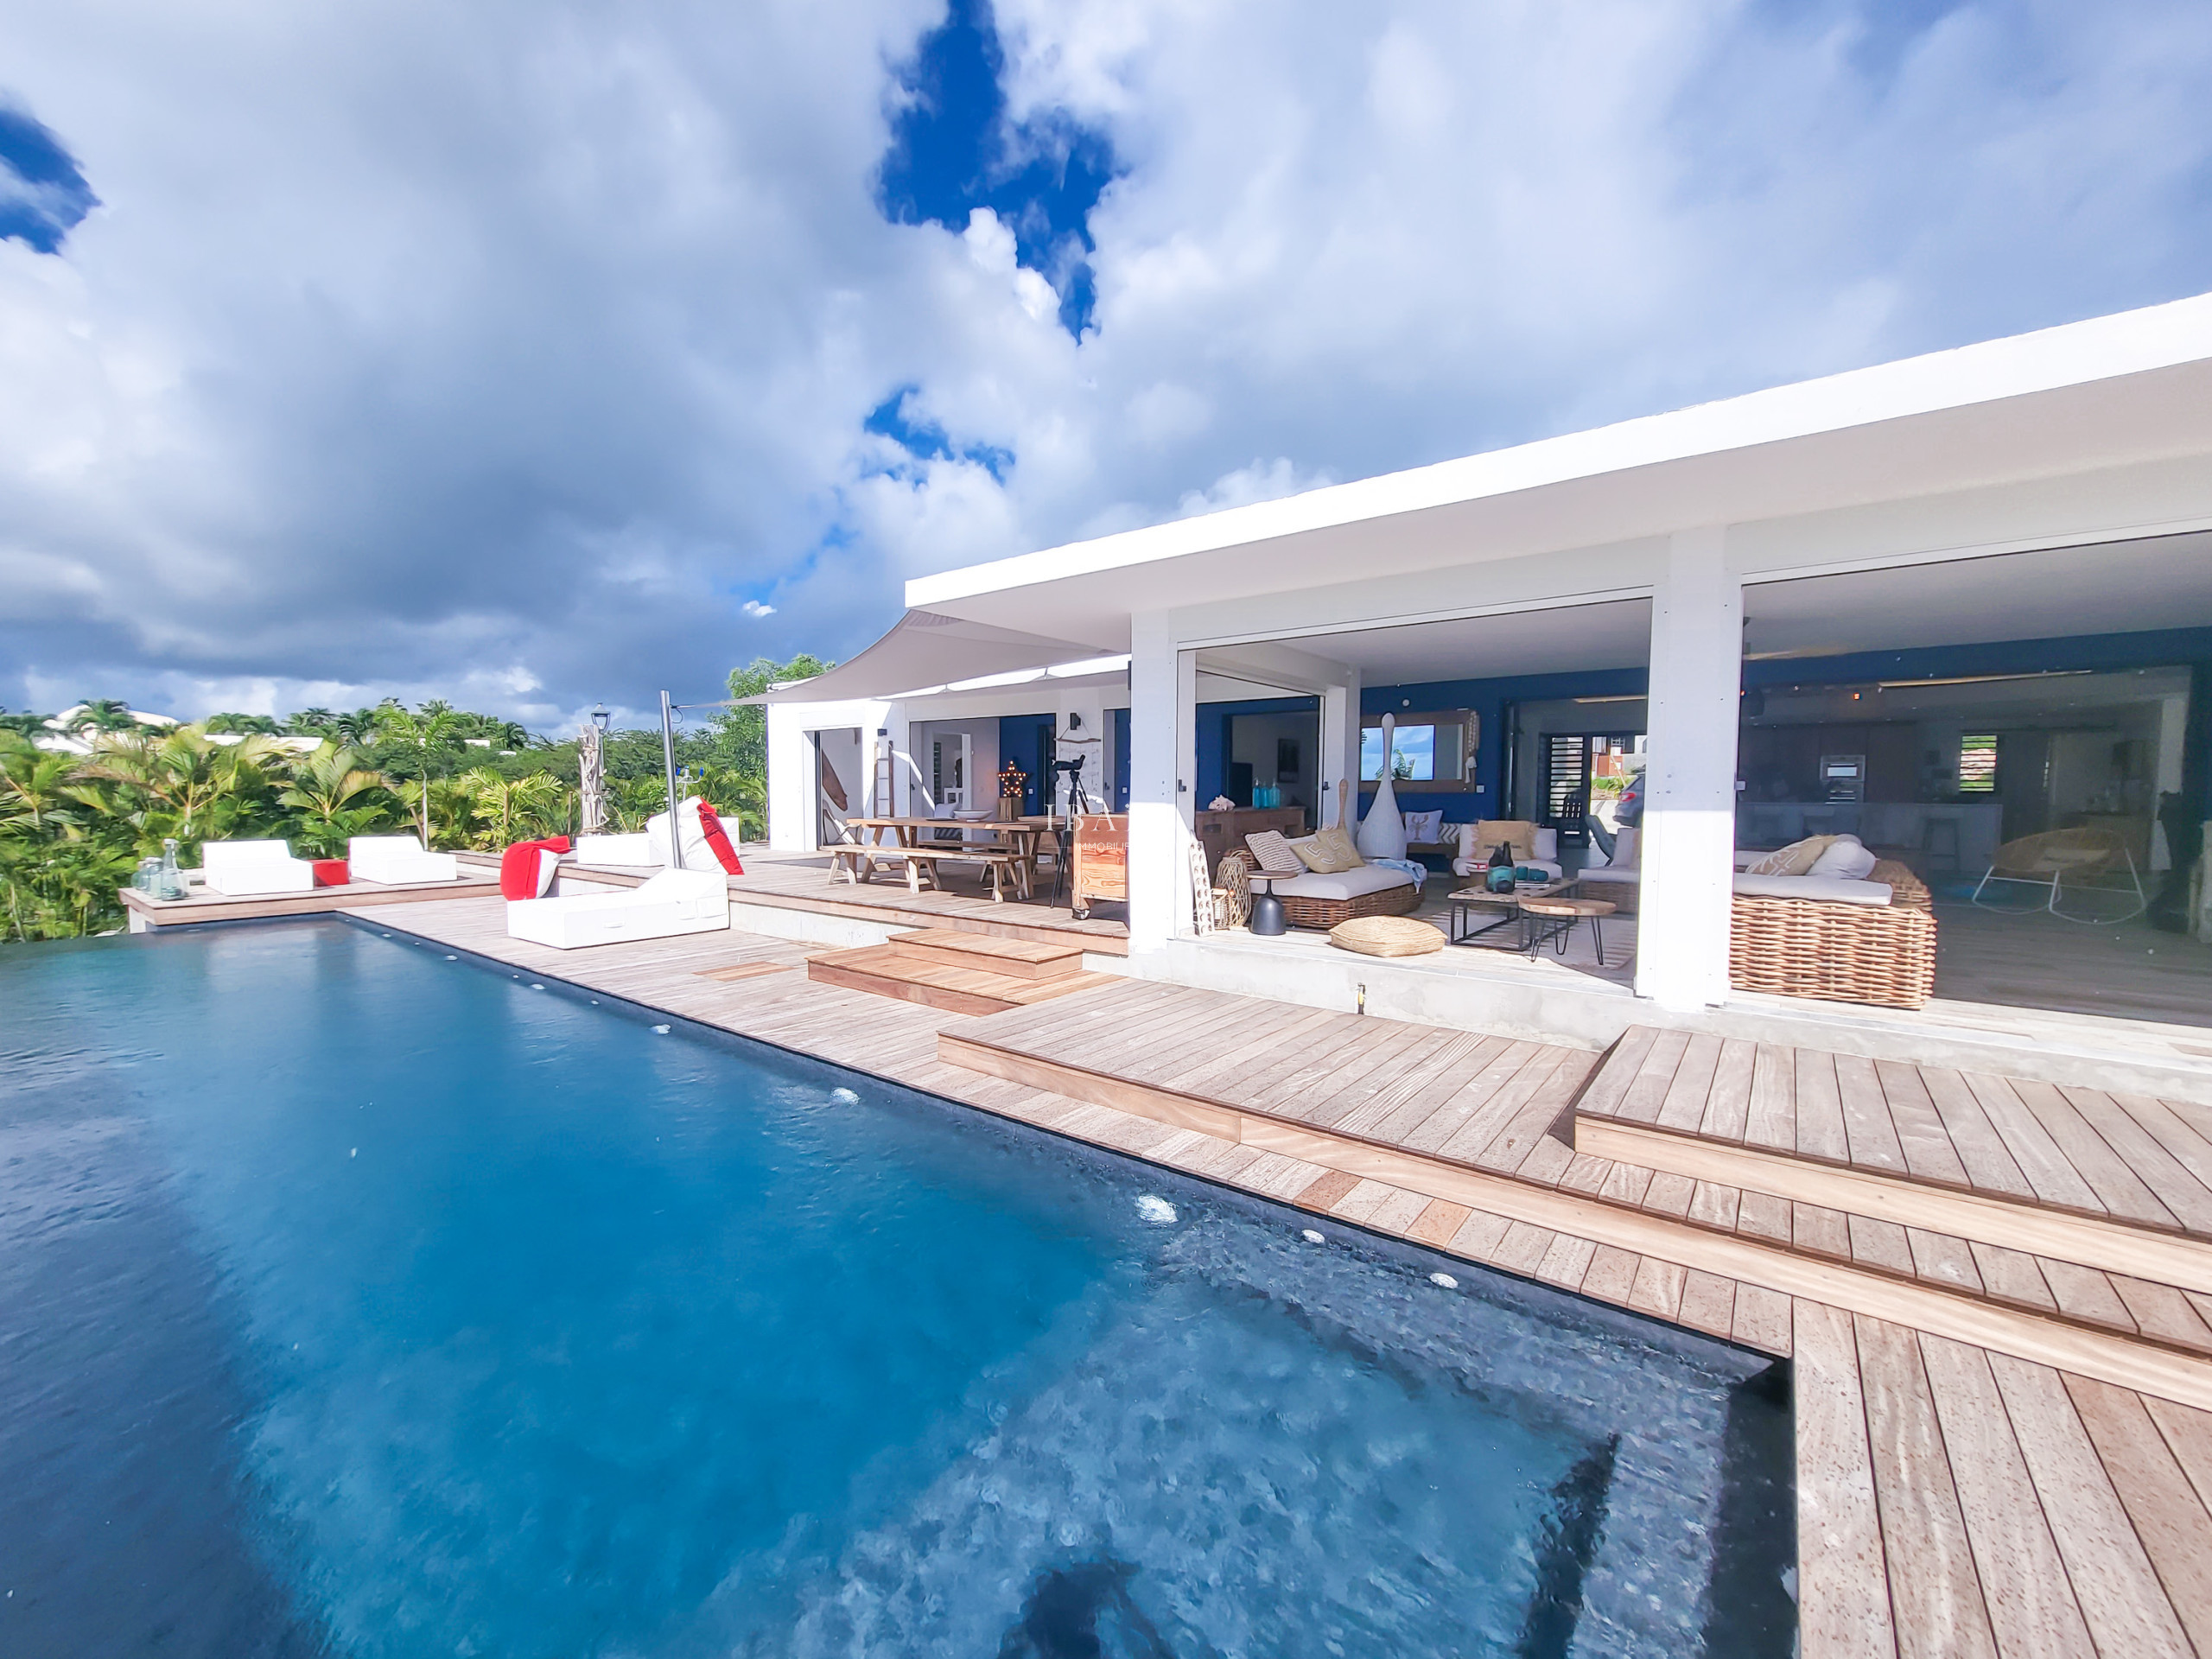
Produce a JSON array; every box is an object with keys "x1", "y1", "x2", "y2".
[
  {"x1": 345, "y1": 893, "x2": 2212, "y2": 1656},
  {"x1": 122, "y1": 867, "x2": 501, "y2": 928}
]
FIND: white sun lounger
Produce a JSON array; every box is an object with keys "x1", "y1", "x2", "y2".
[
  {"x1": 199, "y1": 838, "x2": 317, "y2": 896},
  {"x1": 504, "y1": 867, "x2": 729, "y2": 950},
  {"x1": 347, "y1": 835, "x2": 461, "y2": 884}
]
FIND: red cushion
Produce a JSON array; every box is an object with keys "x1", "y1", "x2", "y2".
[
  {"x1": 499, "y1": 836, "x2": 572, "y2": 899},
  {"x1": 312, "y1": 859, "x2": 350, "y2": 888},
  {"x1": 696, "y1": 800, "x2": 742, "y2": 874}
]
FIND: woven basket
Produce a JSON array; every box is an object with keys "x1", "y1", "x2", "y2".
[
  {"x1": 1729, "y1": 859, "x2": 1936, "y2": 1008},
  {"x1": 1212, "y1": 855, "x2": 1251, "y2": 929},
  {"x1": 1219, "y1": 850, "x2": 1422, "y2": 929}
]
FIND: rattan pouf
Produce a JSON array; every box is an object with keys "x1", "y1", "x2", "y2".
[{"x1": 1328, "y1": 915, "x2": 1446, "y2": 957}]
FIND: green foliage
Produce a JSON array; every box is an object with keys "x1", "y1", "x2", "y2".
[{"x1": 1, "y1": 669, "x2": 820, "y2": 942}]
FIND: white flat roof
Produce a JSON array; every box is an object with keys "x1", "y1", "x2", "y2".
[{"x1": 907, "y1": 291, "x2": 2212, "y2": 648}]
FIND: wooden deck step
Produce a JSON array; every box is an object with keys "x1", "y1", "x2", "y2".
[
  {"x1": 1573, "y1": 1027, "x2": 2212, "y2": 1296},
  {"x1": 936, "y1": 988, "x2": 2212, "y2": 1410},
  {"x1": 807, "y1": 945, "x2": 1116, "y2": 1017},
  {"x1": 884, "y1": 927, "x2": 1084, "y2": 981}
]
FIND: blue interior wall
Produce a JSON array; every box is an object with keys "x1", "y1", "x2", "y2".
[
  {"x1": 1112, "y1": 706, "x2": 1130, "y2": 810},
  {"x1": 995, "y1": 712, "x2": 1055, "y2": 814},
  {"x1": 1194, "y1": 696, "x2": 1319, "y2": 810},
  {"x1": 1356, "y1": 625, "x2": 2212, "y2": 823}
]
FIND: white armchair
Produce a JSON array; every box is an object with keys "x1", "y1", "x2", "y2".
[
  {"x1": 199, "y1": 839, "x2": 316, "y2": 896},
  {"x1": 346, "y1": 836, "x2": 460, "y2": 884},
  {"x1": 1450, "y1": 822, "x2": 1563, "y2": 882}
]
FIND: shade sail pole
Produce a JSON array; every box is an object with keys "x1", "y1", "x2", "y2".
[{"x1": 659, "y1": 690, "x2": 684, "y2": 869}]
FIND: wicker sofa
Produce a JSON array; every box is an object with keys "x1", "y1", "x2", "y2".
[
  {"x1": 1729, "y1": 858, "x2": 1936, "y2": 1009},
  {"x1": 1217, "y1": 849, "x2": 1421, "y2": 930}
]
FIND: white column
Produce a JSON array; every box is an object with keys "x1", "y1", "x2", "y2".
[
  {"x1": 885, "y1": 706, "x2": 912, "y2": 817},
  {"x1": 1635, "y1": 527, "x2": 1742, "y2": 1010},
  {"x1": 1127, "y1": 613, "x2": 1192, "y2": 951}
]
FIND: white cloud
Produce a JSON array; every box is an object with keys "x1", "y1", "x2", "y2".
[{"x1": 2, "y1": 0, "x2": 2209, "y2": 725}]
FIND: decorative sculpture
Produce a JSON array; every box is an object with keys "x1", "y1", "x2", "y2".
[
  {"x1": 577, "y1": 721, "x2": 607, "y2": 835},
  {"x1": 1356, "y1": 713, "x2": 1408, "y2": 861}
]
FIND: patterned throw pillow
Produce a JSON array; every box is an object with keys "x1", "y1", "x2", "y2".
[
  {"x1": 1312, "y1": 824, "x2": 1364, "y2": 871},
  {"x1": 1745, "y1": 835, "x2": 1836, "y2": 876},
  {"x1": 1244, "y1": 829, "x2": 1302, "y2": 873}
]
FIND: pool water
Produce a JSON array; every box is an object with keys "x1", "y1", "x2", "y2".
[{"x1": 1, "y1": 922, "x2": 1793, "y2": 1656}]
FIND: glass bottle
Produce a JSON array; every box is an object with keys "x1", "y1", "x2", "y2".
[
  {"x1": 133, "y1": 856, "x2": 161, "y2": 893},
  {"x1": 156, "y1": 838, "x2": 187, "y2": 901}
]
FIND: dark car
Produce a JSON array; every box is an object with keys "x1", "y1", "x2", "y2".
[{"x1": 1612, "y1": 767, "x2": 1645, "y2": 828}]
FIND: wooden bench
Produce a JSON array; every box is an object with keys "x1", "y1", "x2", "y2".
[{"x1": 829, "y1": 843, "x2": 1028, "y2": 901}]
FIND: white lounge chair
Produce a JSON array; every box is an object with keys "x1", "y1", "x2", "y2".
[
  {"x1": 504, "y1": 867, "x2": 730, "y2": 950},
  {"x1": 572, "y1": 832, "x2": 660, "y2": 868},
  {"x1": 347, "y1": 835, "x2": 460, "y2": 884},
  {"x1": 199, "y1": 838, "x2": 317, "y2": 896}
]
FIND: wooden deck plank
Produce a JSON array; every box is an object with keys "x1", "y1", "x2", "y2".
[
  {"x1": 1612, "y1": 1027, "x2": 1690, "y2": 1125},
  {"x1": 1794, "y1": 1302, "x2": 1898, "y2": 1659},
  {"x1": 2060, "y1": 1088, "x2": 2212, "y2": 1236},
  {"x1": 1985, "y1": 1354, "x2": 2192, "y2": 1656},
  {"x1": 1837, "y1": 1055, "x2": 1911, "y2": 1175},
  {"x1": 2061, "y1": 1376, "x2": 2212, "y2": 1656},
  {"x1": 1654, "y1": 1033, "x2": 1724, "y2": 1133},
  {"x1": 1874, "y1": 1061, "x2": 1974, "y2": 1186},
  {"x1": 1568, "y1": 1026, "x2": 1658, "y2": 1119},
  {"x1": 1700, "y1": 1038, "x2": 1758, "y2": 1141},
  {"x1": 1852, "y1": 1314, "x2": 1997, "y2": 1659},
  {"x1": 1796, "y1": 1049, "x2": 1851, "y2": 1164},
  {"x1": 1921, "y1": 1067, "x2": 2039, "y2": 1200},
  {"x1": 1744, "y1": 1041, "x2": 1798, "y2": 1153},
  {"x1": 1916, "y1": 1333, "x2": 2097, "y2": 1659},
  {"x1": 2008, "y1": 1081, "x2": 2182, "y2": 1232},
  {"x1": 1964, "y1": 1073, "x2": 2110, "y2": 1216}
]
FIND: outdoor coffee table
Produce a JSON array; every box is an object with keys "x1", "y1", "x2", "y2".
[{"x1": 1446, "y1": 879, "x2": 1580, "y2": 951}]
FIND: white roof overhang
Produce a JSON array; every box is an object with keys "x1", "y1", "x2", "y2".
[{"x1": 906, "y1": 292, "x2": 2212, "y2": 649}]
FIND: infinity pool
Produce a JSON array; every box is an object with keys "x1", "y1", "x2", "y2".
[{"x1": 1, "y1": 921, "x2": 1792, "y2": 1656}]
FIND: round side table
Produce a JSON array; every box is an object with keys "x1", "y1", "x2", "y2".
[
  {"x1": 1247, "y1": 868, "x2": 1293, "y2": 936},
  {"x1": 1515, "y1": 895, "x2": 1618, "y2": 965}
]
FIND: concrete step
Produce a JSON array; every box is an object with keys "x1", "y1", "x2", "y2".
[
  {"x1": 885, "y1": 927, "x2": 1084, "y2": 981},
  {"x1": 808, "y1": 945, "x2": 1115, "y2": 1017}
]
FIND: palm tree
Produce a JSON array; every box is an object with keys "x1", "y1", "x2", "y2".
[
  {"x1": 331, "y1": 707, "x2": 382, "y2": 746},
  {"x1": 0, "y1": 737, "x2": 88, "y2": 840},
  {"x1": 68, "y1": 698, "x2": 141, "y2": 735},
  {"x1": 279, "y1": 744, "x2": 394, "y2": 855},
  {"x1": 461, "y1": 766, "x2": 569, "y2": 848},
  {"x1": 285, "y1": 707, "x2": 338, "y2": 736},
  {"x1": 79, "y1": 723, "x2": 284, "y2": 851},
  {"x1": 374, "y1": 702, "x2": 464, "y2": 848}
]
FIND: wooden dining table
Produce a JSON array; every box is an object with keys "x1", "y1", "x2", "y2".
[{"x1": 836, "y1": 817, "x2": 1051, "y2": 899}]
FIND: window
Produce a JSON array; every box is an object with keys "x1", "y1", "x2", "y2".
[
  {"x1": 1958, "y1": 734, "x2": 1997, "y2": 793},
  {"x1": 1361, "y1": 717, "x2": 1464, "y2": 784}
]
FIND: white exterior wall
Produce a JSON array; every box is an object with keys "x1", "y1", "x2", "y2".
[{"x1": 1126, "y1": 613, "x2": 1191, "y2": 952}]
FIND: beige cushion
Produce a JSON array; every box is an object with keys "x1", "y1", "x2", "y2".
[
  {"x1": 1329, "y1": 915, "x2": 1446, "y2": 957},
  {"x1": 1269, "y1": 865, "x2": 1416, "y2": 901},
  {"x1": 1745, "y1": 835, "x2": 1836, "y2": 876},
  {"x1": 1473, "y1": 820, "x2": 1538, "y2": 862},
  {"x1": 1808, "y1": 836, "x2": 1878, "y2": 880},
  {"x1": 1289, "y1": 828, "x2": 1363, "y2": 874},
  {"x1": 1732, "y1": 873, "x2": 1893, "y2": 906},
  {"x1": 1244, "y1": 830, "x2": 1300, "y2": 872}
]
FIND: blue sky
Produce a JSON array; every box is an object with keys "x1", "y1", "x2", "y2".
[{"x1": 2, "y1": 0, "x2": 2210, "y2": 729}]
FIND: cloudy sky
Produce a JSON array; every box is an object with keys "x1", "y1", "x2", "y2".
[{"x1": 3, "y1": 0, "x2": 2209, "y2": 731}]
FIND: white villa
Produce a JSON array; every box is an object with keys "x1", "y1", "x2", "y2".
[{"x1": 765, "y1": 292, "x2": 2212, "y2": 1076}]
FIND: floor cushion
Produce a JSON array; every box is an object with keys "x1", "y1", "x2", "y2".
[
  {"x1": 1731, "y1": 873, "x2": 1893, "y2": 906},
  {"x1": 1329, "y1": 915, "x2": 1446, "y2": 957}
]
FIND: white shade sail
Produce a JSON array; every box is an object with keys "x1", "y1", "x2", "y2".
[{"x1": 760, "y1": 610, "x2": 1124, "y2": 703}]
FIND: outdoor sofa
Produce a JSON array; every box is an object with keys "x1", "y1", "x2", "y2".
[
  {"x1": 346, "y1": 835, "x2": 460, "y2": 884},
  {"x1": 199, "y1": 838, "x2": 316, "y2": 896},
  {"x1": 505, "y1": 867, "x2": 731, "y2": 950},
  {"x1": 1218, "y1": 823, "x2": 1421, "y2": 929}
]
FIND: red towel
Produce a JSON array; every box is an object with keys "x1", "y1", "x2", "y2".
[
  {"x1": 696, "y1": 801, "x2": 743, "y2": 874},
  {"x1": 500, "y1": 836, "x2": 572, "y2": 899}
]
